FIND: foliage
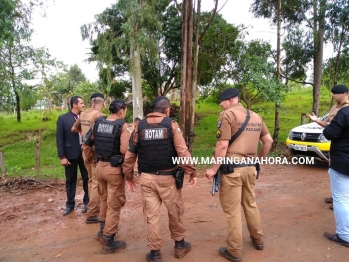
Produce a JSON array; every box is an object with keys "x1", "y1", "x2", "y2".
[
  {"x1": 19, "y1": 85, "x2": 39, "y2": 110},
  {"x1": 322, "y1": 48, "x2": 349, "y2": 89},
  {"x1": 81, "y1": 1, "x2": 180, "y2": 97},
  {"x1": 251, "y1": 0, "x2": 328, "y2": 116},
  {"x1": 282, "y1": 28, "x2": 313, "y2": 80},
  {"x1": 228, "y1": 39, "x2": 286, "y2": 108},
  {"x1": 43, "y1": 64, "x2": 88, "y2": 109},
  {"x1": 0, "y1": 0, "x2": 56, "y2": 121},
  {"x1": 81, "y1": 0, "x2": 165, "y2": 119},
  {"x1": 0, "y1": 0, "x2": 43, "y2": 46},
  {"x1": 98, "y1": 68, "x2": 130, "y2": 99},
  {"x1": 72, "y1": 81, "x2": 102, "y2": 106},
  {"x1": 324, "y1": 0, "x2": 349, "y2": 87},
  {"x1": 197, "y1": 13, "x2": 239, "y2": 86}
]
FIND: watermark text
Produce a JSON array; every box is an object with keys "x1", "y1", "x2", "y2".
[{"x1": 172, "y1": 156, "x2": 314, "y2": 165}]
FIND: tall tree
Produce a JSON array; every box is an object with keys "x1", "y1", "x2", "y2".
[
  {"x1": 45, "y1": 64, "x2": 87, "y2": 110},
  {"x1": 142, "y1": 3, "x2": 183, "y2": 98},
  {"x1": 68, "y1": 64, "x2": 87, "y2": 83},
  {"x1": 177, "y1": 0, "x2": 219, "y2": 151},
  {"x1": 0, "y1": 0, "x2": 43, "y2": 46},
  {"x1": 325, "y1": 0, "x2": 349, "y2": 89},
  {"x1": 196, "y1": 14, "x2": 239, "y2": 87},
  {"x1": 323, "y1": 48, "x2": 349, "y2": 93},
  {"x1": 179, "y1": 0, "x2": 193, "y2": 147},
  {"x1": 0, "y1": 38, "x2": 54, "y2": 121},
  {"x1": 81, "y1": 0, "x2": 162, "y2": 120},
  {"x1": 226, "y1": 39, "x2": 285, "y2": 109},
  {"x1": 0, "y1": 0, "x2": 51, "y2": 121},
  {"x1": 250, "y1": 0, "x2": 283, "y2": 150},
  {"x1": 187, "y1": 0, "x2": 218, "y2": 152},
  {"x1": 251, "y1": 0, "x2": 327, "y2": 116}
]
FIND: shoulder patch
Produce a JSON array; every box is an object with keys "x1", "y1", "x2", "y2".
[
  {"x1": 177, "y1": 127, "x2": 182, "y2": 133},
  {"x1": 217, "y1": 119, "x2": 222, "y2": 128},
  {"x1": 216, "y1": 129, "x2": 221, "y2": 139},
  {"x1": 126, "y1": 127, "x2": 131, "y2": 133}
]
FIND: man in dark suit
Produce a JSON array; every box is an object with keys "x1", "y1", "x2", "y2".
[{"x1": 56, "y1": 96, "x2": 89, "y2": 216}]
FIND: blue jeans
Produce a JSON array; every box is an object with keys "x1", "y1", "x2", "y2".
[{"x1": 328, "y1": 168, "x2": 349, "y2": 242}]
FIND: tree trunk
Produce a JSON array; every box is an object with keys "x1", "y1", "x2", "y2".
[
  {"x1": 312, "y1": 0, "x2": 325, "y2": 116},
  {"x1": 271, "y1": 0, "x2": 282, "y2": 151},
  {"x1": 35, "y1": 131, "x2": 41, "y2": 175},
  {"x1": 170, "y1": 89, "x2": 176, "y2": 101},
  {"x1": 14, "y1": 90, "x2": 21, "y2": 122},
  {"x1": 188, "y1": 0, "x2": 201, "y2": 153},
  {"x1": 0, "y1": 151, "x2": 6, "y2": 176},
  {"x1": 130, "y1": 39, "x2": 144, "y2": 120},
  {"x1": 333, "y1": 29, "x2": 345, "y2": 87},
  {"x1": 179, "y1": 0, "x2": 193, "y2": 144}
]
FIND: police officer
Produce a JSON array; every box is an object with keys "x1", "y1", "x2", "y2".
[
  {"x1": 307, "y1": 84, "x2": 349, "y2": 206},
  {"x1": 123, "y1": 96, "x2": 198, "y2": 262},
  {"x1": 72, "y1": 92, "x2": 105, "y2": 224},
  {"x1": 205, "y1": 88, "x2": 273, "y2": 262},
  {"x1": 129, "y1": 117, "x2": 141, "y2": 132},
  {"x1": 92, "y1": 99, "x2": 130, "y2": 254}
]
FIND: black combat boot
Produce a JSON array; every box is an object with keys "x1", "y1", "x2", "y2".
[
  {"x1": 174, "y1": 239, "x2": 191, "y2": 259},
  {"x1": 146, "y1": 250, "x2": 162, "y2": 262},
  {"x1": 97, "y1": 221, "x2": 105, "y2": 243},
  {"x1": 102, "y1": 234, "x2": 126, "y2": 254}
]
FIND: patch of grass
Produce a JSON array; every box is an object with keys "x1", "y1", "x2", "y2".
[
  {"x1": 192, "y1": 102, "x2": 222, "y2": 158},
  {"x1": 0, "y1": 110, "x2": 60, "y2": 148},
  {"x1": 1, "y1": 109, "x2": 65, "y2": 178}
]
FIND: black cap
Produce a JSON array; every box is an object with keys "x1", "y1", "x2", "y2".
[
  {"x1": 90, "y1": 92, "x2": 104, "y2": 99},
  {"x1": 331, "y1": 84, "x2": 348, "y2": 94},
  {"x1": 151, "y1": 96, "x2": 170, "y2": 109},
  {"x1": 219, "y1": 88, "x2": 239, "y2": 100}
]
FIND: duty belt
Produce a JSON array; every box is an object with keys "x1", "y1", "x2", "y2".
[
  {"x1": 146, "y1": 170, "x2": 175, "y2": 176},
  {"x1": 97, "y1": 156, "x2": 111, "y2": 162},
  {"x1": 233, "y1": 163, "x2": 255, "y2": 168}
]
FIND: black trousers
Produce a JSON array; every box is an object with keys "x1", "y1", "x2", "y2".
[{"x1": 65, "y1": 151, "x2": 89, "y2": 208}]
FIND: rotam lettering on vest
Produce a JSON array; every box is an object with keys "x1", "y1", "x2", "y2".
[
  {"x1": 144, "y1": 128, "x2": 165, "y2": 140},
  {"x1": 97, "y1": 123, "x2": 114, "y2": 134}
]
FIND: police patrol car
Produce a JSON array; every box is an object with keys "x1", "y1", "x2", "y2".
[{"x1": 285, "y1": 112, "x2": 330, "y2": 162}]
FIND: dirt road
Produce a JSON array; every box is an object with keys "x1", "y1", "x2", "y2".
[{"x1": 0, "y1": 163, "x2": 346, "y2": 262}]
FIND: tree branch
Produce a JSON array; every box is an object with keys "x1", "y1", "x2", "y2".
[
  {"x1": 198, "y1": 0, "x2": 219, "y2": 44},
  {"x1": 173, "y1": 0, "x2": 182, "y2": 16},
  {"x1": 281, "y1": 74, "x2": 313, "y2": 86},
  {"x1": 263, "y1": 0, "x2": 277, "y2": 15},
  {"x1": 217, "y1": 0, "x2": 229, "y2": 13}
]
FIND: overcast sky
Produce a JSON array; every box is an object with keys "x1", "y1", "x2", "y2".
[{"x1": 30, "y1": 0, "x2": 330, "y2": 82}]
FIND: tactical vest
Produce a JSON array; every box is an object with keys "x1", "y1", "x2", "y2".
[
  {"x1": 94, "y1": 116, "x2": 125, "y2": 157},
  {"x1": 137, "y1": 117, "x2": 177, "y2": 172}
]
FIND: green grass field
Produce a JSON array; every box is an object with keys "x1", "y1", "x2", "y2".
[{"x1": 0, "y1": 86, "x2": 333, "y2": 178}]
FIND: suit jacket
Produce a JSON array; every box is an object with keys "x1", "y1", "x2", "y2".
[{"x1": 56, "y1": 112, "x2": 81, "y2": 160}]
